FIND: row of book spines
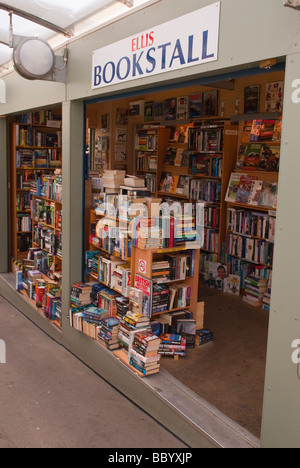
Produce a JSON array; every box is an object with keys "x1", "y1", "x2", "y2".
[
  {"x1": 226, "y1": 255, "x2": 271, "y2": 289},
  {"x1": 16, "y1": 127, "x2": 62, "y2": 148},
  {"x1": 16, "y1": 111, "x2": 61, "y2": 125},
  {"x1": 228, "y1": 209, "x2": 275, "y2": 241},
  {"x1": 189, "y1": 155, "x2": 223, "y2": 178},
  {"x1": 227, "y1": 234, "x2": 274, "y2": 266}
]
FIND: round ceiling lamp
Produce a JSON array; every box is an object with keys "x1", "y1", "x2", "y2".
[{"x1": 13, "y1": 37, "x2": 55, "y2": 80}]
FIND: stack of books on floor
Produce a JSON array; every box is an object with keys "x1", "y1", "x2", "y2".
[
  {"x1": 195, "y1": 329, "x2": 214, "y2": 346},
  {"x1": 98, "y1": 317, "x2": 120, "y2": 350},
  {"x1": 70, "y1": 283, "x2": 92, "y2": 308},
  {"x1": 243, "y1": 275, "x2": 268, "y2": 307},
  {"x1": 116, "y1": 295, "x2": 130, "y2": 319},
  {"x1": 158, "y1": 333, "x2": 187, "y2": 357},
  {"x1": 130, "y1": 330, "x2": 161, "y2": 376},
  {"x1": 262, "y1": 272, "x2": 272, "y2": 312},
  {"x1": 118, "y1": 311, "x2": 150, "y2": 352}
]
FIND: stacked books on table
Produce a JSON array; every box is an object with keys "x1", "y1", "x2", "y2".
[
  {"x1": 70, "y1": 283, "x2": 92, "y2": 308},
  {"x1": 158, "y1": 333, "x2": 187, "y2": 357},
  {"x1": 118, "y1": 311, "x2": 150, "y2": 352},
  {"x1": 129, "y1": 330, "x2": 162, "y2": 376},
  {"x1": 98, "y1": 317, "x2": 120, "y2": 350},
  {"x1": 71, "y1": 305, "x2": 108, "y2": 339},
  {"x1": 243, "y1": 275, "x2": 268, "y2": 307}
]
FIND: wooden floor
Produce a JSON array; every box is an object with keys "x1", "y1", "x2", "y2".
[{"x1": 161, "y1": 284, "x2": 269, "y2": 440}]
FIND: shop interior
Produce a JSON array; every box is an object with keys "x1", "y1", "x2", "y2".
[{"x1": 9, "y1": 65, "x2": 285, "y2": 440}]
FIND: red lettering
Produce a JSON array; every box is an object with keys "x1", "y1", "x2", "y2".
[
  {"x1": 132, "y1": 38, "x2": 137, "y2": 52},
  {"x1": 149, "y1": 31, "x2": 154, "y2": 46},
  {"x1": 132, "y1": 32, "x2": 154, "y2": 52}
]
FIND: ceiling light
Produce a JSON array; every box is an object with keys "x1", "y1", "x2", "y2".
[{"x1": 13, "y1": 37, "x2": 55, "y2": 80}]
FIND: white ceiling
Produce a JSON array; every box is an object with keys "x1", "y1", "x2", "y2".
[{"x1": 0, "y1": 0, "x2": 156, "y2": 69}]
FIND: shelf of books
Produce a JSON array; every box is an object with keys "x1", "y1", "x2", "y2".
[
  {"x1": 223, "y1": 117, "x2": 281, "y2": 304},
  {"x1": 135, "y1": 125, "x2": 171, "y2": 194},
  {"x1": 10, "y1": 109, "x2": 63, "y2": 328},
  {"x1": 70, "y1": 208, "x2": 204, "y2": 376},
  {"x1": 154, "y1": 119, "x2": 238, "y2": 267}
]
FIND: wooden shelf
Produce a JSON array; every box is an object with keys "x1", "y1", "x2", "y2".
[
  {"x1": 10, "y1": 115, "x2": 63, "y2": 285},
  {"x1": 131, "y1": 245, "x2": 200, "y2": 318}
]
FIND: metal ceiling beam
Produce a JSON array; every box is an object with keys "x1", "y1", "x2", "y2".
[{"x1": 0, "y1": 3, "x2": 73, "y2": 38}]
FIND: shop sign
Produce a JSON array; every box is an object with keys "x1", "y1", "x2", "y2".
[{"x1": 92, "y1": 2, "x2": 220, "y2": 90}]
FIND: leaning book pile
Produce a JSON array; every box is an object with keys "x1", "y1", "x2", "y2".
[
  {"x1": 130, "y1": 331, "x2": 161, "y2": 376},
  {"x1": 118, "y1": 311, "x2": 150, "y2": 351}
]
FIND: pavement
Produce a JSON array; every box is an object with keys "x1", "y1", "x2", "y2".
[{"x1": 0, "y1": 294, "x2": 187, "y2": 449}]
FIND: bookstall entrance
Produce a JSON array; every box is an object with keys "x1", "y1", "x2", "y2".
[{"x1": 80, "y1": 65, "x2": 285, "y2": 439}]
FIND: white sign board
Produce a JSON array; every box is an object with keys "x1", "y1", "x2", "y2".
[{"x1": 92, "y1": 2, "x2": 220, "y2": 90}]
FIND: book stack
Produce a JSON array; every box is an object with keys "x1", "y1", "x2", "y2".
[
  {"x1": 70, "y1": 283, "x2": 92, "y2": 308},
  {"x1": 97, "y1": 286, "x2": 120, "y2": 317},
  {"x1": 71, "y1": 305, "x2": 108, "y2": 339},
  {"x1": 118, "y1": 311, "x2": 150, "y2": 352},
  {"x1": 152, "y1": 283, "x2": 170, "y2": 314},
  {"x1": 137, "y1": 226, "x2": 163, "y2": 249},
  {"x1": 98, "y1": 317, "x2": 120, "y2": 350},
  {"x1": 115, "y1": 295, "x2": 130, "y2": 319},
  {"x1": 102, "y1": 170, "x2": 126, "y2": 192},
  {"x1": 262, "y1": 272, "x2": 272, "y2": 312},
  {"x1": 159, "y1": 334, "x2": 187, "y2": 357},
  {"x1": 130, "y1": 331, "x2": 161, "y2": 376},
  {"x1": 82, "y1": 305, "x2": 108, "y2": 339},
  {"x1": 195, "y1": 329, "x2": 214, "y2": 346},
  {"x1": 175, "y1": 215, "x2": 198, "y2": 247},
  {"x1": 152, "y1": 260, "x2": 171, "y2": 281},
  {"x1": 243, "y1": 275, "x2": 268, "y2": 307}
]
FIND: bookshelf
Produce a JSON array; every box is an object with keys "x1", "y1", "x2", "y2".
[
  {"x1": 10, "y1": 109, "x2": 62, "y2": 277},
  {"x1": 188, "y1": 120, "x2": 238, "y2": 262},
  {"x1": 134, "y1": 125, "x2": 172, "y2": 195},
  {"x1": 224, "y1": 117, "x2": 281, "y2": 291},
  {"x1": 131, "y1": 245, "x2": 200, "y2": 319}
]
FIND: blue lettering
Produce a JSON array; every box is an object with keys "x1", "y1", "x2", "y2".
[
  {"x1": 188, "y1": 35, "x2": 199, "y2": 64},
  {"x1": 202, "y1": 30, "x2": 214, "y2": 60},
  {"x1": 117, "y1": 56, "x2": 131, "y2": 81},
  {"x1": 94, "y1": 66, "x2": 102, "y2": 87},
  {"x1": 158, "y1": 42, "x2": 171, "y2": 70},
  {"x1": 146, "y1": 47, "x2": 156, "y2": 74},
  {"x1": 103, "y1": 61, "x2": 115, "y2": 84},
  {"x1": 169, "y1": 39, "x2": 186, "y2": 68},
  {"x1": 133, "y1": 52, "x2": 144, "y2": 77}
]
